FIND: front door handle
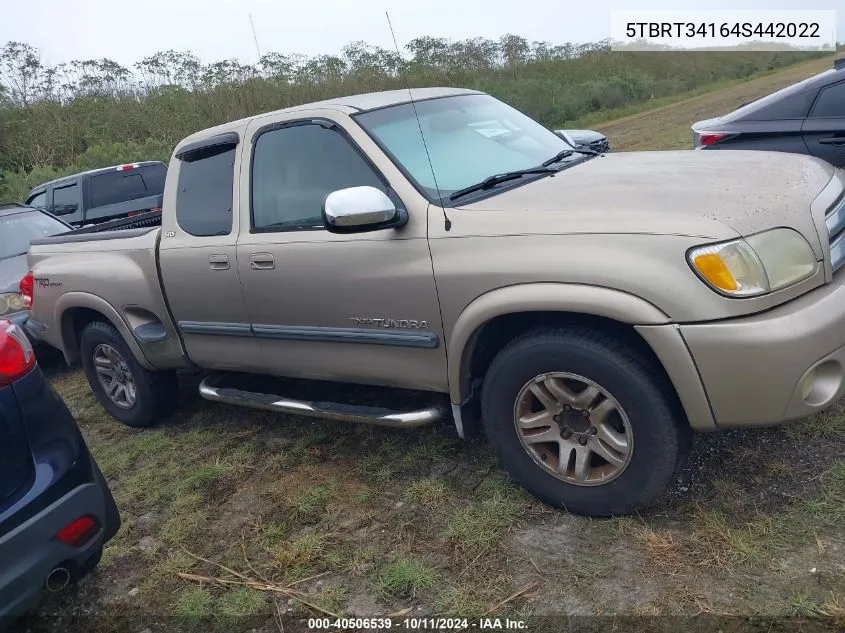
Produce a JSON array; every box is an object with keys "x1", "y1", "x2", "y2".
[
  {"x1": 250, "y1": 253, "x2": 275, "y2": 270},
  {"x1": 209, "y1": 254, "x2": 230, "y2": 270},
  {"x1": 818, "y1": 137, "x2": 845, "y2": 146}
]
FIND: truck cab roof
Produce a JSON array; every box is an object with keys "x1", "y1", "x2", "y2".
[
  {"x1": 27, "y1": 161, "x2": 167, "y2": 196},
  {"x1": 175, "y1": 87, "x2": 482, "y2": 153}
]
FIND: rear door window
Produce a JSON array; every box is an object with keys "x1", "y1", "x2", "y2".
[
  {"x1": 51, "y1": 184, "x2": 79, "y2": 217},
  {"x1": 89, "y1": 164, "x2": 166, "y2": 208},
  {"x1": 175, "y1": 146, "x2": 236, "y2": 237},
  {"x1": 810, "y1": 82, "x2": 845, "y2": 118}
]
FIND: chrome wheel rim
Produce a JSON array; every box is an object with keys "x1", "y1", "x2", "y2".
[
  {"x1": 93, "y1": 344, "x2": 137, "y2": 409},
  {"x1": 513, "y1": 372, "x2": 633, "y2": 486}
]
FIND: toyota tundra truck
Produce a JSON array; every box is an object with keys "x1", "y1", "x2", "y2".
[{"x1": 21, "y1": 87, "x2": 845, "y2": 516}]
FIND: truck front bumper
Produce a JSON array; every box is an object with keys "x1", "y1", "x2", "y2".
[{"x1": 678, "y1": 270, "x2": 845, "y2": 428}]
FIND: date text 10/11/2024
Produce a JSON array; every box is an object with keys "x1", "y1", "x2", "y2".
[{"x1": 307, "y1": 618, "x2": 527, "y2": 630}]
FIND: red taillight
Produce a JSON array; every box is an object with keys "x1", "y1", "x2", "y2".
[
  {"x1": 20, "y1": 272, "x2": 33, "y2": 310},
  {"x1": 116, "y1": 163, "x2": 139, "y2": 171},
  {"x1": 698, "y1": 132, "x2": 728, "y2": 147},
  {"x1": 0, "y1": 320, "x2": 36, "y2": 386},
  {"x1": 150, "y1": 207, "x2": 161, "y2": 213},
  {"x1": 56, "y1": 516, "x2": 99, "y2": 547}
]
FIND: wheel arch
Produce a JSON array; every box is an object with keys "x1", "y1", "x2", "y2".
[
  {"x1": 448, "y1": 283, "x2": 716, "y2": 432},
  {"x1": 56, "y1": 292, "x2": 155, "y2": 370}
]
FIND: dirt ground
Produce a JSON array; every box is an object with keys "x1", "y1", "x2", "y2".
[
  {"x1": 10, "y1": 357, "x2": 844, "y2": 633},
  {"x1": 9, "y1": 55, "x2": 845, "y2": 632}
]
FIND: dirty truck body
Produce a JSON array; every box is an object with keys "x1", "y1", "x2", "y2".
[{"x1": 25, "y1": 88, "x2": 845, "y2": 516}]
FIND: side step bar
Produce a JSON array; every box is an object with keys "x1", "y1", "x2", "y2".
[{"x1": 198, "y1": 376, "x2": 444, "y2": 429}]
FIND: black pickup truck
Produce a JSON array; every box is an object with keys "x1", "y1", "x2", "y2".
[{"x1": 25, "y1": 162, "x2": 165, "y2": 227}]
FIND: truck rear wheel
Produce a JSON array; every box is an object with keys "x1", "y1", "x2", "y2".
[
  {"x1": 481, "y1": 328, "x2": 690, "y2": 516},
  {"x1": 80, "y1": 321, "x2": 177, "y2": 427}
]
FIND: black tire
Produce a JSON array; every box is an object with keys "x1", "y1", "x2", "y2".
[
  {"x1": 481, "y1": 328, "x2": 691, "y2": 516},
  {"x1": 80, "y1": 321, "x2": 177, "y2": 427}
]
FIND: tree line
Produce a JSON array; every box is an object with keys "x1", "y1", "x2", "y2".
[{"x1": 0, "y1": 35, "x2": 829, "y2": 201}]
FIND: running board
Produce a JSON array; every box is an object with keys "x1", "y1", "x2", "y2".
[{"x1": 198, "y1": 376, "x2": 443, "y2": 429}]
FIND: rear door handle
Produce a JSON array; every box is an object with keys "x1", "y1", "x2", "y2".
[
  {"x1": 209, "y1": 254, "x2": 230, "y2": 270},
  {"x1": 818, "y1": 137, "x2": 845, "y2": 146},
  {"x1": 250, "y1": 253, "x2": 275, "y2": 270}
]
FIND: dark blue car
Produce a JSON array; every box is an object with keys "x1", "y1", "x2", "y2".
[{"x1": 0, "y1": 319, "x2": 120, "y2": 625}]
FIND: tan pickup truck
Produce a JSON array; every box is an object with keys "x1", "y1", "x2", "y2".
[{"x1": 23, "y1": 87, "x2": 845, "y2": 516}]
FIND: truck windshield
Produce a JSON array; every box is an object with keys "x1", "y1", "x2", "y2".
[
  {"x1": 355, "y1": 94, "x2": 577, "y2": 203},
  {"x1": 0, "y1": 211, "x2": 68, "y2": 260}
]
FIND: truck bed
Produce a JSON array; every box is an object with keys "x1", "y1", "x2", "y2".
[
  {"x1": 30, "y1": 210, "x2": 162, "y2": 248},
  {"x1": 27, "y1": 225, "x2": 187, "y2": 371}
]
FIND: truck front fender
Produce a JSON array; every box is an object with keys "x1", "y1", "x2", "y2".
[
  {"x1": 55, "y1": 292, "x2": 155, "y2": 370},
  {"x1": 447, "y1": 283, "x2": 670, "y2": 405}
]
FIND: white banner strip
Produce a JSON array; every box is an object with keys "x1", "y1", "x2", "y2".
[{"x1": 611, "y1": 10, "x2": 837, "y2": 51}]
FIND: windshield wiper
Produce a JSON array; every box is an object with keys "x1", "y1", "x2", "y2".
[
  {"x1": 542, "y1": 147, "x2": 602, "y2": 167},
  {"x1": 449, "y1": 167, "x2": 556, "y2": 202}
]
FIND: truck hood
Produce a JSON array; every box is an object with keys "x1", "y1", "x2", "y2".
[
  {"x1": 457, "y1": 150, "x2": 836, "y2": 253},
  {"x1": 0, "y1": 254, "x2": 27, "y2": 294}
]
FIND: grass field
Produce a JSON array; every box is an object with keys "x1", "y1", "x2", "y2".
[{"x1": 12, "y1": 56, "x2": 845, "y2": 633}]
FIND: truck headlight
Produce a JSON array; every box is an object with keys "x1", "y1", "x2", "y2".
[
  {"x1": 688, "y1": 228, "x2": 817, "y2": 297},
  {"x1": 0, "y1": 292, "x2": 25, "y2": 316}
]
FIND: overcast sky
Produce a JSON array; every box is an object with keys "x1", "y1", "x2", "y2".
[{"x1": 1, "y1": 0, "x2": 842, "y2": 67}]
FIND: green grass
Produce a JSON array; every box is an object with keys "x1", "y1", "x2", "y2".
[
  {"x1": 175, "y1": 586, "x2": 214, "y2": 620},
  {"x1": 357, "y1": 451, "x2": 399, "y2": 486},
  {"x1": 316, "y1": 586, "x2": 349, "y2": 615},
  {"x1": 260, "y1": 521, "x2": 290, "y2": 547},
  {"x1": 218, "y1": 587, "x2": 268, "y2": 620},
  {"x1": 789, "y1": 593, "x2": 821, "y2": 617},
  {"x1": 404, "y1": 478, "x2": 450, "y2": 509},
  {"x1": 560, "y1": 60, "x2": 816, "y2": 129},
  {"x1": 273, "y1": 533, "x2": 330, "y2": 570},
  {"x1": 442, "y1": 494, "x2": 521, "y2": 556},
  {"x1": 689, "y1": 508, "x2": 774, "y2": 569},
  {"x1": 435, "y1": 573, "x2": 516, "y2": 619},
  {"x1": 785, "y1": 405, "x2": 845, "y2": 441},
  {"x1": 291, "y1": 485, "x2": 333, "y2": 523},
  {"x1": 399, "y1": 434, "x2": 456, "y2": 470},
  {"x1": 802, "y1": 462, "x2": 845, "y2": 524},
  {"x1": 376, "y1": 556, "x2": 440, "y2": 599}
]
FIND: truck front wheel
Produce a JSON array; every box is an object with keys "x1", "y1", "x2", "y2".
[
  {"x1": 80, "y1": 321, "x2": 178, "y2": 427},
  {"x1": 481, "y1": 328, "x2": 691, "y2": 516}
]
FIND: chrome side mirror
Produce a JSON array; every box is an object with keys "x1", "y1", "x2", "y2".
[{"x1": 322, "y1": 186, "x2": 406, "y2": 233}]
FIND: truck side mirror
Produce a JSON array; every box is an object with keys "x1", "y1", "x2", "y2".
[{"x1": 322, "y1": 186, "x2": 407, "y2": 234}]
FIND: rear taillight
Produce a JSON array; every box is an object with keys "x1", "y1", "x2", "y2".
[
  {"x1": 116, "y1": 163, "x2": 139, "y2": 171},
  {"x1": 19, "y1": 272, "x2": 33, "y2": 310},
  {"x1": 697, "y1": 132, "x2": 729, "y2": 147},
  {"x1": 150, "y1": 207, "x2": 162, "y2": 213},
  {"x1": 56, "y1": 516, "x2": 99, "y2": 547},
  {"x1": 0, "y1": 320, "x2": 36, "y2": 386}
]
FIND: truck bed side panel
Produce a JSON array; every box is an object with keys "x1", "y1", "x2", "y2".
[{"x1": 27, "y1": 229, "x2": 188, "y2": 370}]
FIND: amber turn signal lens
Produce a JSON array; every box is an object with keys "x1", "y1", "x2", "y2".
[{"x1": 692, "y1": 253, "x2": 738, "y2": 292}]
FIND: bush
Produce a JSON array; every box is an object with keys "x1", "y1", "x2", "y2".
[{"x1": 0, "y1": 36, "x2": 833, "y2": 202}]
